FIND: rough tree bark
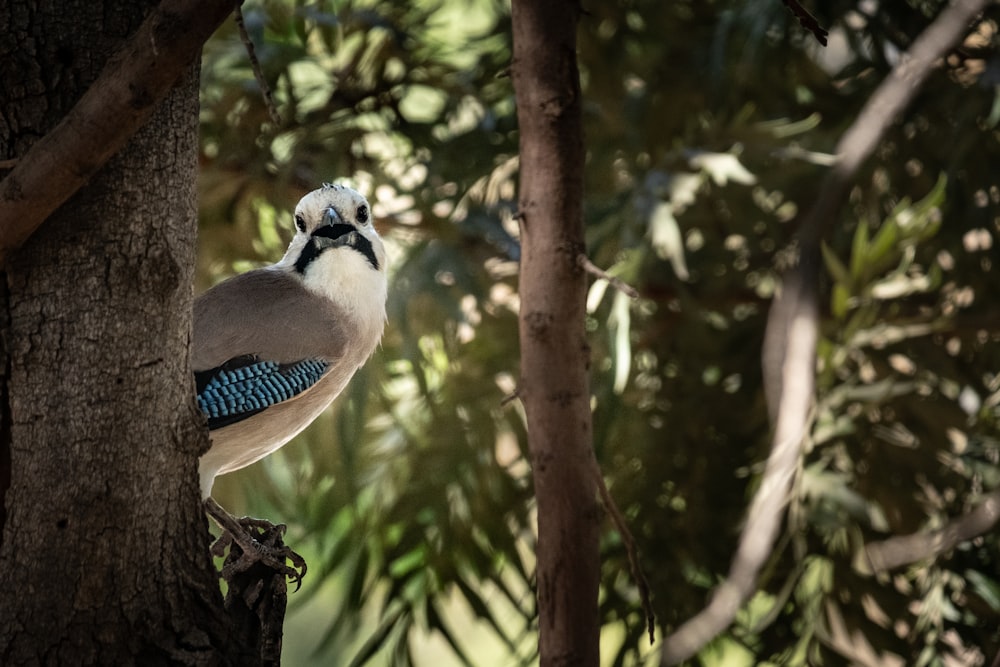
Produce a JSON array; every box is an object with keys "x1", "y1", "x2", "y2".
[
  {"x1": 510, "y1": 1, "x2": 601, "y2": 666},
  {"x1": 0, "y1": 2, "x2": 249, "y2": 663}
]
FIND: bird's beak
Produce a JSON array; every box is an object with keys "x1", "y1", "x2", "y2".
[
  {"x1": 309, "y1": 208, "x2": 375, "y2": 267},
  {"x1": 312, "y1": 207, "x2": 356, "y2": 247},
  {"x1": 322, "y1": 206, "x2": 343, "y2": 227}
]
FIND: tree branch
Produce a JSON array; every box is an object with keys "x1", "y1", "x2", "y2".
[
  {"x1": 780, "y1": 0, "x2": 829, "y2": 46},
  {"x1": 800, "y1": 0, "x2": 992, "y2": 250},
  {"x1": 0, "y1": 0, "x2": 238, "y2": 265},
  {"x1": 591, "y1": 463, "x2": 655, "y2": 644},
  {"x1": 661, "y1": 0, "x2": 990, "y2": 662},
  {"x1": 662, "y1": 258, "x2": 818, "y2": 664},
  {"x1": 859, "y1": 490, "x2": 1000, "y2": 574},
  {"x1": 577, "y1": 254, "x2": 639, "y2": 299},
  {"x1": 234, "y1": 2, "x2": 282, "y2": 126}
]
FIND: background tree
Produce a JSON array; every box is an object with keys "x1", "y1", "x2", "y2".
[{"x1": 510, "y1": 1, "x2": 600, "y2": 665}]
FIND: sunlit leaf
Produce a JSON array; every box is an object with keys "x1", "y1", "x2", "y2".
[
  {"x1": 688, "y1": 151, "x2": 758, "y2": 187},
  {"x1": 821, "y1": 242, "x2": 850, "y2": 287},
  {"x1": 648, "y1": 202, "x2": 689, "y2": 280},
  {"x1": 610, "y1": 291, "x2": 633, "y2": 394}
]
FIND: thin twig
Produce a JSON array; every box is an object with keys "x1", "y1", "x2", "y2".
[
  {"x1": 499, "y1": 387, "x2": 521, "y2": 406},
  {"x1": 781, "y1": 0, "x2": 829, "y2": 46},
  {"x1": 577, "y1": 254, "x2": 639, "y2": 299},
  {"x1": 0, "y1": 159, "x2": 17, "y2": 170},
  {"x1": 592, "y1": 462, "x2": 655, "y2": 644},
  {"x1": 234, "y1": 2, "x2": 282, "y2": 126}
]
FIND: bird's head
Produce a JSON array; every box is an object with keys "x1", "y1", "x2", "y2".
[
  {"x1": 278, "y1": 183, "x2": 388, "y2": 328},
  {"x1": 285, "y1": 183, "x2": 386, "y2": 277}
]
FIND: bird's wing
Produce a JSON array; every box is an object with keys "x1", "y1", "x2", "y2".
[
  {"x1": 195, "y1": 355, "x2": 331, "y2": 429},
  {"x1": 192, "y1": 268, "x2": 350, "y2": 429},
  {"x1": 192, "y1": 267, "x2": 347, "y2": 370}
]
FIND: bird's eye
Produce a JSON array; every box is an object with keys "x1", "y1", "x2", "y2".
[
  {"x1": 356, "y1": 205, "x2": 369, "y2": 225},
  {"x1": 295, "y1": 214, "x2": 306, "y2": 232}
]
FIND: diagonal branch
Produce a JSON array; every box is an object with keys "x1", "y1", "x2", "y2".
[
  {"x1": 800, "y1": 0, "x2": 992, "y2": 250},
  {"x1": 859, "y1": 489, "x2": 1000, "y2": 574},
  {"x1": 591, "y1": 462, "x2": 655, "y2": 643},
  {"x1": 661, "y1": 0, "x2": 990, "y2": 663},
  {"x1": 0, "y1": 0, "x2": 238, "y2": 265},
  {"x1": 662, "y1": 258, "x2": 818, "y2": 664},
  {"x1": 234, "y1": 2, "x2": 282, "y2": 126},
  {"x1": 781, "y1": 0, "x2": 829, "y2": 46}
]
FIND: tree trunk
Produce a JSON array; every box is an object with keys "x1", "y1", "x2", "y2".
[
  {"x1": 0, "y1": 2, "x2": 242, "y2": 663},
  {"x1": 510, "y1": 2, "x2": 601, "y2": 666}
]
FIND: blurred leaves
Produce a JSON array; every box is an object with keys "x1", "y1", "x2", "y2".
[{"x1": 197, "y1": 0, "x2": 1000, "y2": 665}]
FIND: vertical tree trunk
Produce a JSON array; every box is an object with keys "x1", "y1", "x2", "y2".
[
  {"x1": 0, "y1": 2, "x2": 242, "y2": 663},
  {"x1": 510, "y1": 2, "x2": 601, "y2": 666}
]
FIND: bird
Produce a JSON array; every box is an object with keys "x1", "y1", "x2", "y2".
[{"x1": 192, "y1": 182, "x2": 387, "y2": 581}]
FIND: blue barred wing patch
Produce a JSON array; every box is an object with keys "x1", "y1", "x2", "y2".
[{"x1": 196, "y1": 357, "x2": 329, "y2": 429}]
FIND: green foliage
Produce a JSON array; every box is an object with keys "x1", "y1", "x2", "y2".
[{"x1": 198, "y1": 0, "x2": 1000, "y2": 664}]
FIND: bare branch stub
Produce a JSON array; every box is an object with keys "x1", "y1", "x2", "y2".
[{"x1": 577, "y1": 254, "x2": 640, "y2": 299}]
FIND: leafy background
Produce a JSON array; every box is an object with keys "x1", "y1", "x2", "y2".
[{"x1": 196, "y1": 1, "x2": 1000, "y2": 665}]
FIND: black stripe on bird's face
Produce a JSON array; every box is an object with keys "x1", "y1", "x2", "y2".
[{"x1": 294, "y1": 224, "x2": 380, "y2": 273}]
